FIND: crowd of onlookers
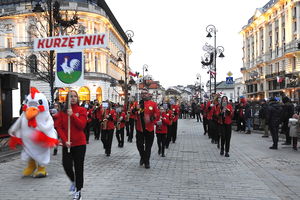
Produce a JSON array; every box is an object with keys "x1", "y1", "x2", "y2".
[{"x1": 179, "y1": 96, "x2": 300, "y2": 151}]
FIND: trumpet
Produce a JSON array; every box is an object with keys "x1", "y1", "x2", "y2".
[
  {"x1": 117, "y1": 122, "x2": 121, "y2": 130},
  {"x1": 101, "y1": 119, "x2": 108, "y2": 130}
]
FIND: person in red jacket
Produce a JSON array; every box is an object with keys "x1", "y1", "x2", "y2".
[
  {"x1": 156, "y1": 106, "x2": 171, "y2": 157},
  {"x1": 220, "y1": 96, "x2": 233, "y2": 157},
  {"x1": 170, "y1": 100, "x2": 180, "y2": 143},
  {"x1": 116, "y1": 105, "x2": 126, "y2": 148},
  {"x1": 100, "y1": 102, "x2": 116, "y2": 156},
  {"x1": 55, "y1": 90, "x2": 87, "y2": 200},
  {"x1": 127, "y1": 100, "x2": 137, "y2": 143},
  {"x1": 201, "y1": 101, "x2": 208, "y2": 135},
  {"x1": 165, "y1": 103, "x2": 173, "y2": 149},
  {"x1": 134, "y1": 88, "x2": 159, "y2": 169}
]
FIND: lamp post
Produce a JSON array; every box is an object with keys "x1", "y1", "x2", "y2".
[
  {"x1": 196, "y1": 73, "x2": 202, "y2": 102},
  {"x1": 205, "y1": 24, "x2": 225, "y2": 95},
  {"x1": 117, "y1": 30, "x2": 134, "y2": 110},
  {"x1": 142, "y1": 64, "x2": 149, "y2": 85}
]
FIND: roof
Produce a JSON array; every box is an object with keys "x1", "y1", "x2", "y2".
[
  {"x1": 0, "y1": 0, "x2": 129, "y2": 43},
  {"x1": 216, "y1": 81, "x2": 235, "y2": 90}
]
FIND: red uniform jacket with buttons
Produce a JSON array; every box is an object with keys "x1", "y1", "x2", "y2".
[
  {"x1": 102, "y1": 109, "x2": 116, "y2": 130},
  {"x1": 117, "y1": 112, "x2": 126, "y2": 129},
  {"x1": 171, "y1": 105, "x2": 180, "y2": 122},
  {"x1": 166, "y1": 109, "x2": 174, "y2": 125},
  {"x1": 55, "y1": 104, "x2": 87, "y2": 147},
  {"x1": 87, "y1": 109, "x2": 93, "y2": 123},
  {"x1": 129, "y1": 102, "x2": 138, "y2": 119},
  {"x1": 222, "y1": 104, "x2": 233, "y2": 125},
  {"x1": 156, "y1": 112, "x2": 171, "y2": 134},
  {"x1": 135, "y1": 100, "x2": 159, "y2": 132},
  {"x1": 206, "y1": 101, "x2": 214, "y2": 120},
  {"x1": 212, "y1": 103, "x2": 222, "y2": 124}
]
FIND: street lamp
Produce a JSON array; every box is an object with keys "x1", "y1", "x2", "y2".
[
  {"x1": 205, "y1": 24, "x2": 225, "y2": 95},
  {"x1": 117, "y1": 30, "x2": 134, "y2": 110}
]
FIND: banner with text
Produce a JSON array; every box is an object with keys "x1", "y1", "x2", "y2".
[{"x1": 34, "y1": 33, "x2": 107, "y2": 51}]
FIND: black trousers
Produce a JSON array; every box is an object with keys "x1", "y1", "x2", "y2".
[
  {"x1": 116, "y1": 127, "x2": 125, "y2": 147},
  {"x1": 156, "y1": 133, "x2": 167, "y2": 155},
  {"x1": 171, "y1": 121, "x2": 178, "y2": 143},
  {"x1": 203, "y1": 118, "x2": 208, "y2": 134},
  {"x1": 270, "y1": 124, "x2": 279, "y2": 147},
  {"x1": 84, "y1": 121, "x2": 93, "y2": 143},
  {"x1": 62, "y1": 145, "x2": 86, "y2": 191},
  {"x1": 127, "y1": 118, "x2": 135, "y2": 142},
  {"x1": 282, "y1": 121, "x2": 291, "y2": 144},
  {"x1": 196, "y1": 113, "x2": 201, "y2": 122},
  {"x1": 136, "y1": 130, "x2": 154, "y2": 165},
  {"x1": 101, "y1": 129, "x2": 114, "y2": 155},
  {"x1": 208, "y1": 119, "x2": 213, "y2": 139},
  {"x1": 93, "y1": 119, "x2": 101, "y2": 140},
  {"x1": 212, "y1": 121, "x2": 220, "y2": 144},
  {"x1": 220, "y1": 124, "x2": 232, "y2": 153},
  {"x1": 237, "y1": 117, "x2": 246, "y2": 132},
  {"x1": 166, "y1": 125, "x2": 173, "y2": 147}
]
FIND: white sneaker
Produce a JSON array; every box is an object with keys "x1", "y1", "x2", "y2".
[
  {"x1": 69, "y1": 183, "x2": 76, "y2": 195},
  {"x1": 73, "y1": 190, "x2": 82, "y2": 200}
]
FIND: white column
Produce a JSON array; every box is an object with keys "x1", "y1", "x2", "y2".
[{"x1": 297, "y1": 2, "x2": 300, "y2": 39}]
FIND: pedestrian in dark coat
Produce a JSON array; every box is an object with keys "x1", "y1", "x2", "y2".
[
  {"x1": 268, "y1": 97, "x2": 282, "y2": 149},
  {"x1": 281, "y1": 96, "x2": 294, "y2": 145}
]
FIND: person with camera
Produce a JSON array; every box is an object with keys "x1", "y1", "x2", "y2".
[
  {"x1": 219, "y1": 96, "x2": 233, "y2": 157},
  {"x1": 100, "y1": 102, "x2": 116, "y2": 156},
  {"x1": 134, "y1": 88, "x2": 159, "y2": 169}
]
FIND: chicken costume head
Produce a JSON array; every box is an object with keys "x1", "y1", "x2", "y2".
[{"x1": 8, "y1": 87, "x2": 58, "y2": 178}]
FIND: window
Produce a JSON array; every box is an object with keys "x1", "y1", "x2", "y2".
[
  {"x1": 95, "y1": 56, "x2": 98, "y2": 72},
  {"x1": 269, "y1": 35, "x2": 272, "y2": 48},
  {"x1": 8, "y1": 62, "x2": 13, "y2": 72},
  {"x1": 292, "y1": 57, "x2": 296, "y2": 70},
  {"x1": 294, "y1": 21, "x2": 297, "y2": 32},
  {"x1": 293, "y1": 6, "x2": 297, "y2": 18},
  {"x1": 28, "y1": 55, "x2": 37, "y2": 73},
  {"x1": 7, "y1": 38, "x2": 12, "y2": 48}
]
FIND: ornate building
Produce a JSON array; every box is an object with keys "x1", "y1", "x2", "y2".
[
  {"x1": 0, "y1": 0, "x2": 131, "y2": 134},
  {"x1": 241, "y1": 0, "x2": 300, "y2": 100}
]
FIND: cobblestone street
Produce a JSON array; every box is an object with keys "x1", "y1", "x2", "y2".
[{"x1": 1, "y1": 119, "x2": 300, "y2": 200}]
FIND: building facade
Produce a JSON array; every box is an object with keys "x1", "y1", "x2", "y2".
[
  {"x1": 0, "y1": 0, "x2": 130, "y2": 134},
  {"x1": 234, "y1": 77, "x2": 246, "y2": 101},
  {"x1": 241, "y1": 0, "x2": 300, "y2": 101}
]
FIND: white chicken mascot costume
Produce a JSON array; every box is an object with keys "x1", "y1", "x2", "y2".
[{"x1": 8, "y1": 87, "x2": 58, "y2": 178}]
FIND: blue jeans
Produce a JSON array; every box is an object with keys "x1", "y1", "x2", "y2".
[{"x1": 246, "y1": 118, "x2": 252, "y2": 131}]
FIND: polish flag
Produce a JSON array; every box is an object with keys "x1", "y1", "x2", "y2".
[{"x1": 129, "y1": 72, "x2": 137, "y2": 77}]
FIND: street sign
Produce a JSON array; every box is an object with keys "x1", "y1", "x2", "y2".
[
  {"x1": 55, "y1": 52, "x2": 84, "y2": 87},
  {"x1": 226, "y1": 77, "x2": 234, "y2": 84}
]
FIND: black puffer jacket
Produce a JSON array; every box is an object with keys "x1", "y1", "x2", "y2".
[
  {"x1": 281, "y1": 102, "x2": 294, "y2": 122},
  {"x1": 268, "y1": 101, "x2": 282, "y2": 126}
]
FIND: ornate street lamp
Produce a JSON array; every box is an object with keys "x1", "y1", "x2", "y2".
[
  {"x1": 117, "y1": 30, "x2": 134, "y2": 110},
  {"x1": 203, "y1": 24, "x2": 225, "y2": 96}
]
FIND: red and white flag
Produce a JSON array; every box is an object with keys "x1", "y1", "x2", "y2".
[
  {"x1": 277, "y1": 76, "x2": 284, "y2": 83},
  {"x1": 129, "y1": 72, "x2": 137, "y2": 77}
]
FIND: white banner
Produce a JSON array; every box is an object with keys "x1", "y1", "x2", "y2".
[{"x1": 34, "y1": 33, "x2": 107, "y2": 52}]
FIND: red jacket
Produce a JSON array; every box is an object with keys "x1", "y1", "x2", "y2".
[
  {"x1": 171, "y1": 105, "x2": 180, "y2": 121},
  {"x1": 201, "y1": 103, "x2": 207, "y2": 118},
  {"x1": 156, "y1": 112, "x2": 170, "y2": 134},
  {"x1": 166, "y1": 109, "x2": 173, "y2": 125},
  {"x1": 135, "y1": 100, "x2": 159, "y2": 132},
  {"x1": 117, "y1": 112, "x2": 126, "y2": 129},
  {"x1": 223, "y1": 104, "x2": 233, "y2": 125},
  {"x1": 129, "y1": 102, "x2": 137, "y2": 119},
  {"x1": 212, "y1": 103, "x2": 222, "y2": 124},
  {"x1": 206, "y1": 101, "x2": 214, "y2": 120},
  {"x1": 102, "y1": 109, "x2": 116, "y2": 130},
  {"x1": 55, "y1": 104, "x2": 87, "y2": 147}
]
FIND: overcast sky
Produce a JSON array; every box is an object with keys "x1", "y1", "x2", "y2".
[{"x1": 107, "y1": 0, "x2": 266, "y2": 88}]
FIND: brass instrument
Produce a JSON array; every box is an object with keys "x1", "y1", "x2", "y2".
[
  {"x1": 125, "y1": 111, "x2": 130, "y2": 122},
  {"x1": 101, "y1": 109, "x2": 108, "y2": 130}
]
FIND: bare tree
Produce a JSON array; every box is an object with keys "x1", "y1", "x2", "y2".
[{"x1": 12, "y1": 1, "x2": 81, "y2": 104}]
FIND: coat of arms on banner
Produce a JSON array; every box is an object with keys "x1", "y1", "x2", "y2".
[{"x1": 55, "y1": 52, "x2": 84, "y2": 87}]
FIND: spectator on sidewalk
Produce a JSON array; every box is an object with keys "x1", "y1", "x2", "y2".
[
  {"x1": 281, "y1": 96, "x2": 294, "y2": 145},
  {"x1": 259, "y1": 99, "x2": 269, "y2": 138},
  {"x1": 268, "y1": 97, "x2": 282, "y2": 150},
  {"x1": 245, "y1": 102, "x2": 254, "y2": 134},
  {"x1": 288, "y1": 114, "x2": 300, "y2": 151}
]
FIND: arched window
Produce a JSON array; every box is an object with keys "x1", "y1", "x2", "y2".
[
  {"x1": 78, "y1": 86, "x2": 90, "y2": 102},
  {"x1": 58, "y1": 88, "x2": 69, "y2": 102},
  {"x1": 28, "y1": 54, "x2": 37, "y2": 73},
  {"x1": 96, "y1": 87, "x2": 102, "y2": 103}
]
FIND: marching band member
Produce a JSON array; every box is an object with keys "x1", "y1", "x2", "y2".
[
  {"x1": 100, "y1": 102, "x2": 116, "y2": 157},
  {"x1": 220, "y1": 96, "x2": 233, "y2": 157},
  {"x1": 170, "y1": 100, "x2": 180, "y2": 143},
  {"x1": 116, "y1": 105, "x2": 126, "y2": 148},
  {"x1": 134, "y1": 88, "x2": 159, "y2": 169},
  {"x1": 92, "y1": 103, "x2": 102, "y2": 140},
  {"x1": 212, "y1": 95, "x2": 222, "y2": 148},
  {"x1": 165, "y1": 103, "x2": 173, "y2": 149},
  {"x1": 201, "y1": 101, "x2": 208, "y2": 135},
  {"x1": 206, "y1": 99, "x2": 214, "y2": 141},
  {"x1": 127, "y1": 100, "x2": 137, "y2": 143},
  {"x1": 156, "y1": 106, "x2": 171, "y2": 157}
]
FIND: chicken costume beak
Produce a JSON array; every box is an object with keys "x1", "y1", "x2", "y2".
[{"x1": 25, "y1": 107, "x2": 39, "y2": 120}]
